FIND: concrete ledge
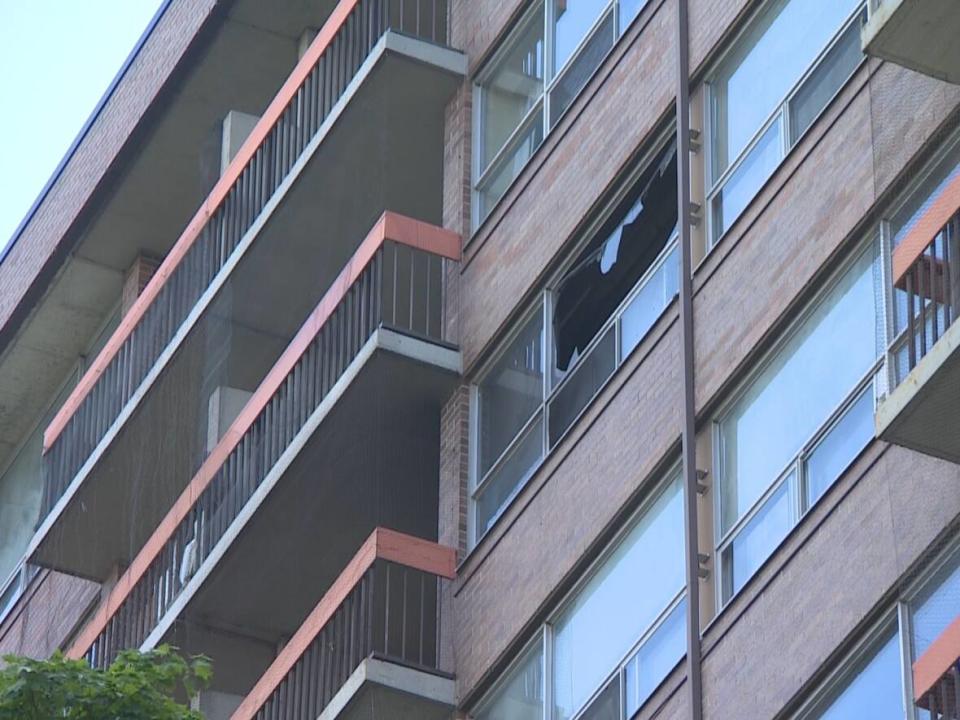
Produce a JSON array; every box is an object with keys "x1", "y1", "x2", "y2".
[{"x1": 317, "y1": 657, "x2": 455, "y2": 720}]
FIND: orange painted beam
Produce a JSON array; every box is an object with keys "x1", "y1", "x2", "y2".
[
  {"x1": 892, "y1": 171, "x2": 960, "y2": 285},
  {"x1": 44, "y1": 0, "x2": 373, "y2": 454},
  {"x1": 65, "y1": 212, "x2": 459, "y2": 660},
  {"x1": 230, "y1": 528, "x2": 455, "y2": 720},
  {"x1": 914, "y1": 614, "x2": 960, "y2": 703}
]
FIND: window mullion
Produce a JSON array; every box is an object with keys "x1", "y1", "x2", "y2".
[
  {"x1": 544, "y1": 623, "x2": 555, "y2": 720},
  {"x1": 897, "y1": 601, "x2": 918, "y2": 720}
]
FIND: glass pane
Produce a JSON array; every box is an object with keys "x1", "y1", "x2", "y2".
[
  {"x1": 811, "y1": 630, "x2": 903, "y2": 720},
  {"x1": 475, "y1": 640, "x2": 545, "y2": 720},
  {"x1": 553, "y1": 146, "x2": 677, "y2": 383},
  {"x1": 891, "y1": 145, "x2": 960, "y2": 249},
  {"x1": 912, "y1": 553, "x2": 960, "y2": 659},
  {"x1": 475, "y1": 415, "x2": 545, "y2": 538},
  {"x1": 620, "y1": 0, "x2": 649, "y2": 28},
  {"x1": 548, "y1": 327, "x2": 615, "y2": 446},
  {"x1": 619, "y1": 242, "x2": 679, "y2": 358},
  {"x1": 710, "y1": 0, "x2": 861, "y2": 179},
  {"x1": 577, "y1": 675, "x2": 620, "y2": 720},
  {"x1": 624, "y1": 597, "x2": 686, "y2": 716},
  {"x1": 724, "y1": 476, "x2": 793, "y2": 599},
  {"x1": 478, "y1": 308, "x2": 544, "y2": 478},
  {"x1": 549, "y1": 10, "x2": 614, "y2": 127},
  {"x1": 553, "y1": 478, "x2": 684, "y2": 719},
  {"x1": 553, "y1": 0, "x2": 607, "y2": 74},
  {"x1": 719, "y1": 247, "x2": 877, "y2": 532},
  {"x1": 712, "y1": 116, "x2": 783, "y2": 240},
  {"x1": 788, "y1": 13, "x2": 862, "y2": 144},
  {"x1": 480, "y1": 7, "x2": 545, "y2": 173},
  {"x1": 0, "y1": 429, "x2": 43, "y2": 586},
  {"x1": 805, "y1": 384, "x2": 874, "y2": 507},
  {"x1": 478, "y1": 109, "x2": 546, "y2": 224}
]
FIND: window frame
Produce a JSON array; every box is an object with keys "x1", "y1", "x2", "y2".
[
  {"x1": 472, "y1": 0, "x2": 651, "y2": 232},
  {"x1": 470, "y1": 470, "x2": 687, "y2": 720},
  {"x1": 469, "y1": 133, "x2": 680, "y2": 549},
  {"x1": 711, "y1": 237, "x2": 883, "y2": 608},
  {"x1": 703, "y1": 0, "x2": 867, "y2": 247},
  {"x1": 792, "y1": 612, "x2": 903, "y2": 719}
]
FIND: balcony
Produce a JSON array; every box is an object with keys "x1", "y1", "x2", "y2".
[
  {"x1": 914, "y1": 615, "x2": 960, "y2": 718},
  {"x1": 63, "y1": 213, "x2": 460, "y2": 700},
  {"x1": 862, "y1": 0, "x2": 960, "y2": 83},
  {"x1": 29, "y1": 0, "x2": 465, "y2": 582},
  {"x1": 875, "y1": 175, "x2": 960, "y2": 462},
  {"x1": 229, "y1": 528, "x2": 455, "y2": 720}
]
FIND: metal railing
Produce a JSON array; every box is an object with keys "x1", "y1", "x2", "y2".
[
  {"x1": 231, "y1": 529, "x2": 456, "y2": 720},
  {"x1": 890, "y1": 209, "x2": 960, "y2": 384},
  {"x1": 917, "y1": 662, "x2": 960, "y2": 720},
  {"x1": 40, "y1": 0, "x2": 450, "y2": 524},
  {"x1": 68, "y1": 213, "x2": 459, "y2": 668}
]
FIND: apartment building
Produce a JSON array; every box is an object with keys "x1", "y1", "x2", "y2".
[{"x1": 0, "y1": 0, "x2": 958, "y2": 717}]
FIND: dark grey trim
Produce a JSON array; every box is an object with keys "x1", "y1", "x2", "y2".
[{"x1": 675, "y1": 0, "x2": 704, "y2": 717}]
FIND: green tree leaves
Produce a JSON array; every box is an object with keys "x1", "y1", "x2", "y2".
[{"x1": 0, "y1": 645, "x2": 212, "y2": 720}]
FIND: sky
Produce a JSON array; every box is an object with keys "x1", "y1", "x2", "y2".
[{"x1": 0, "y1": 0, "x2": 164, "y2": 256}]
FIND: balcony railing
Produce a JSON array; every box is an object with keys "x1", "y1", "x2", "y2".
[
  {"x1": 40, "y1": 0, "x2": 450, "y2": 523},
  {"x1": 66, "y1": 212, "x2": 459, "y2": 668},
  {"x1": 230, "y1": 528, "x2": 455, "y2": 720},
  {"x1": 914, "y1": 615, "x2": 960, "y2": 719},
  {"x1": 889, "y1": 202, "x2": 960, "y2": 386}
]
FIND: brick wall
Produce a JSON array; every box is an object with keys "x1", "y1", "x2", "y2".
[
  {"x1": 0, "y1": 0, "x2": 219, "y2": 350},
  {"x1": 0, "y1": 570, "x2": 99, "y2": 660},
  {"x1": 442, "y1": 0, "x2": 960, "y2": 709}
]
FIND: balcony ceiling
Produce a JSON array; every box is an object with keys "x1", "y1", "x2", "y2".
[
  {"x1": 862, "y1": 0, "x2": 960, "y2": 84},
  {"x1": 0, "y1": 0, "x2": 336, "y2": 477}
]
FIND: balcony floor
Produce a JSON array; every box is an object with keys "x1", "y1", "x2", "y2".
[{"x1": 877, "y1": 318, "x2": 960, "y2": 463}]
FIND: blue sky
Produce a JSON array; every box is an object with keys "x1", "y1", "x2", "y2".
[{"x1": 0, "y1": 0, "x2": 164, "y2": 255}]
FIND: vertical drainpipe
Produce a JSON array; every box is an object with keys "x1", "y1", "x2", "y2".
[{"x1": 675, "y1": 0, "x2": 704, "y2": 718}]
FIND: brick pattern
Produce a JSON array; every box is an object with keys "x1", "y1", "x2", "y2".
[
  {"x1": 0, "y1": 570, "x2": 99, "y2": 661},
  {"x1": 439, "y1": 385, "x2": 471, "y2": 559},
  {"x1": 457, "y1": 0, "x2": 676, "y2": 373},
  {"x1": 0, "y1": 0, "x2": 218, "y2": 345},
  {"x1": 444, "y1": 0, "x2": 960, "y2": 710}
]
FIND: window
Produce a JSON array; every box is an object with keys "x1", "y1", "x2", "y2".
[
  {"x1": 706, "y1": 0, "x2": 866, "y2": 244},
  {"x1": 716, "y1": 242, "x2": 881, "y2": 603},
  {"x1": 797, "y1": 544, "x2": 960, "y2": 720},
  {"x1": 471, "y1": 143, "x2": 678, "y2": 546},
  {"x1": 803, "y1": 624, "x2": 905, "y2": 720},
  {"x1": 473, "y1": 0, "x2": 650, "y2": 229},
  {"x1": 473, "y1": 475, "x2": 686, "y2": 720}
]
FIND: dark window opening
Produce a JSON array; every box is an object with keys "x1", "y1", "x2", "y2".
[{"x1": 552, "y1": 143, "x2": 677, "y2": 379}]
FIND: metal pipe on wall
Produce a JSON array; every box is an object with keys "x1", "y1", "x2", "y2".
[{"x1": 675, "y1": 0, "x2": 704, "y2": 716}]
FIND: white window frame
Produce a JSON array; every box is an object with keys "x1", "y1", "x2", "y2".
[
  {"x1": 472, "y1": 0, "x2": 651, "y2": 232},
  {"x1": 471, "y1": 470, "x2": 686, "y2": 720},
  {"x1": 712, "y1": 237, "x2": 884, "y2": 608},
  {"x1": 703, "y1": 1, "x2": 867, "y2": 248}
]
